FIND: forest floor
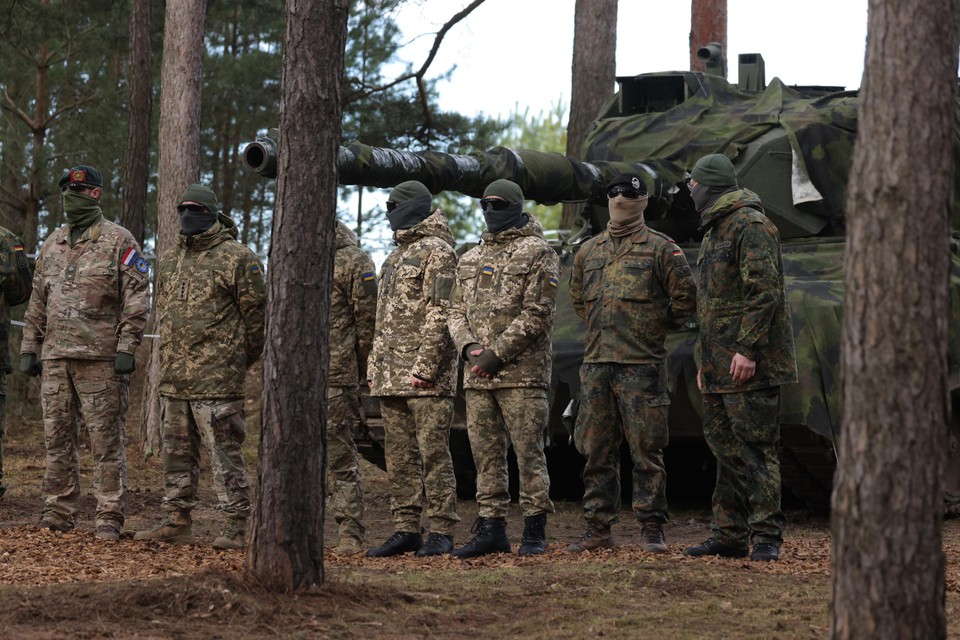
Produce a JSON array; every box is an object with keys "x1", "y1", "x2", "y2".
[{"x1": 1, "y1": 366, "x2": 959, "y2": 639}]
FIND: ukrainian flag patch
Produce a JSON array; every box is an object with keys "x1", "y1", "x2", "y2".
[
  {"x1": 481, "y1": 266, "x2": 494, "y2": 276},
  {"x1": 361, "y1": 272, "x2": 375, "y2": 282},
  {"x1": 548, "y1": 276, "x2": 559, "y2": 288}
]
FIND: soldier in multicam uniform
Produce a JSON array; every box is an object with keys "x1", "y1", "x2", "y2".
[
  {"x1": 567, "y1": 173, "x2": 697, "y2": 555},
  {"x1": 366, "y1": 181, "x2": 460, "y2": 558},
  {"x1": 134, "y1": 184, "x2": 265, "y2": 549},
  {"x1": 448, "y1": 179, "x2": 560, "y2": 559},
  {"x1": 20, "y1": 165, "x2": 150, "y2": 541},
  {"x1": 328, "y1": 219, "x2": 377, "y2": 554},
  {"x1": 681, "y1": 154, "x2": 797, "y2": 562},
  {"x1": 0, "y1": 226, "x2": 33, "y2": 498}
]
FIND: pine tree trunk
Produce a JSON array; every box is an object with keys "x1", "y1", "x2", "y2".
[
  {"x1": 120, "y1": 0, "x2": 152, "y2": 246},
  {"x1": 831, "y1": 1, "x2": 959, "y2": 637},
  {"x1": 245, "y1": 0, "x2": 349, "y2": 591}
]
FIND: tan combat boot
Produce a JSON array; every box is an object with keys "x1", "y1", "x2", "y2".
[
  {"x1": 133, "y1": 510, "x2": 193, "y2": 544},
  {"x1": 212, "y1": 518, "x2": 247, "y2": 550},
  {"x1": 565, "y1": 522, "x2": 614, "y2": 553}
]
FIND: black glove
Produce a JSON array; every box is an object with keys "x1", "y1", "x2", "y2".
[
  {"x1": 462, "y1": 342, "x2": 484, "y2": 365},
  {"x1": 475, "y1": 350, "x2": 504, "y2": 376},
  {"x1": 114, "y1": 351, "x2": 136, "y2": 375},
  {"x1": 19, "y1": 353, "x2": 41, "y2": 377}
]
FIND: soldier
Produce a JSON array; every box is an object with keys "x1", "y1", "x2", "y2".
[
  {"x1": 366, "y1": 181, "x2": 460, "y2": 558},
  {"x1": 0, "y1": 226, "x2": 32, "y2": 498},
  {"x1": 567, "y1": 173, "x2": 697, "y2": 554},
  {"x1": 681, "y1": 154, "x2": 798, "y2": 562},
  {"x1": 134, "y1": 184, "x2": 265, "y2": 549},
  {"x1": 20, "y1": 165, "x2": 150, "y2": 540},
  {"x1": 328, "y1": 219, "x2": 377, "y2": 554},
  {"x1": 448, "y1": 179, "x2": 560, "y2": 558}
]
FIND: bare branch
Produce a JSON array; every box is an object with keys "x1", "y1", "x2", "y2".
[{"x1": 0, "y1": 88, "x2": 39, "y2": 130}]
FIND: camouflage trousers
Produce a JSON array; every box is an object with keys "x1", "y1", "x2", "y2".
[
  {"x1": 575, "y1": 363, "x2": 669, "y2": 527},
  {"x1": 328, "y1": 385, "x2": 364, "y2": 541},
  {"x1": 702, "y1": 387, "x2": 785, "y2": 547},
  {"x1": 160, "y1": 396, "x2": 250, "y2": 521},
  {"x1": 41, "y1": 359, "x2": 128, "y2": 528},
  {"x1": 380, "y1": 395, "x2": 459, "y2": 534},
  {"x1": 466, "y1": 387, "x2": 554, "y2": 519}
]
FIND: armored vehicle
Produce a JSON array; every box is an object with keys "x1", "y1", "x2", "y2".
[{"x1": 245, "y1": 53, "x2": 960, "y2": 512}]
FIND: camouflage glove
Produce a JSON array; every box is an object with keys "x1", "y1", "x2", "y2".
[
  {"x1": 462, "y1": 342, "x2": 484, "y2": 365},
  {"x1": 474, "y1": 349, "x2": 504, "y2": 376},
  {"x1": 114, "y1": 351, "x2": 136, "y2": 375},
  {"x1": 19, "y1": 353, "x2": 41, "y2": 377}
]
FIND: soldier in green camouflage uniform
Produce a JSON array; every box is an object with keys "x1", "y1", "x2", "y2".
[
  {"x1": 567, "y1": 173, "x2": 697, "y2": 554},
  {"x1": 0, "y1": 226, "x2": 32, "y2": 498},
  {"x1": 20, "y1": 165, "x2": 150, "y2": 541},
  {"x1": 328, "y1": 220, "x2": 377, "y2": 554},
  {"x1": 681, "y1": 154, "x2": 798, "y2": 562},
  {"x1": 366, "y1": 181, "x2": 460, "y2": 558},
  {"x1": 134, "y1": 184, "x2": 265, "y2": 549},
  {"x1": 448, "y1": 179, "x2": 560, "y2": 558}
]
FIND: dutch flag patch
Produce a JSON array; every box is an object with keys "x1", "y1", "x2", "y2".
[{"x1": 121, "y1": 247, "x2": 139, "y2": 267}]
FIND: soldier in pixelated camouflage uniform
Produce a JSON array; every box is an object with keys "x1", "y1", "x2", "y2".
[
  {"x1": 328, "y1": 219, "x2": 377, "y2": 554},
  {"x1": 0, "y1": 225, "x2": 33, "y2": 498},
  {"x1": 447, "y1": 179, "x2": 560, "y2": 559},
  {"x1": 567, "y1": 173, "x2": 697, "y2": 555},
  {"x1": 134, "y1": 184, "x2": 265, "y2": 549},
  {"x1": 20, "y1": 165, "x2": 150, "y2": 541},
  {"x1": 682, "y1": 154, "x2": 797, "y2": 562},
  {"x1": 366, "y1": 181, "x2": 460, "y2": 558}
]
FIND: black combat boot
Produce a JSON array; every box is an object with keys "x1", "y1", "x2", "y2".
[
  {"x1": 366, "y1": 531, "x2": 423, "y2": 558},
  {"x1": 749, "y1": 542, "x2": 780, "y2": 562},
  {"x1": 683, "y1": 537, "x2": 748, "y2": 559},
  {"x1": 517, "y1": 513, "x2": 547, "y2": 556},
  {"x1": 415, "y1": 532, "x2": 454, "y2": 557},
  {"x1": 451, "y1": 517, "x2": 511, "y2": 559}
]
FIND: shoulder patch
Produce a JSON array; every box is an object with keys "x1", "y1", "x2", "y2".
[
  {"x1": 135, "y1": 257, "x2": 149, "y2": 274},
  {"x1": 120, "y1": 247, "x2": 140, "y2": 268},
  {"x1": 361, "y1": 271, "x2": 375, "y2": 283}
]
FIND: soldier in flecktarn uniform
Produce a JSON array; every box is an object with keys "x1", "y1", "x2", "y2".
[
  {"x1": 567, "y1": 173, "x2": 697, "y2": 555},
  {"x1": 20, "y1": 165, "x2": 150, "y2": 541},
  {"x1": 134, "y1": 184, "x2": 265, "y2": 550},
  {"x1": 328, "y1": 219, "x2": 377, "y2": 555},
  {"x1": 366, "y1": 181, "x2": 461, "y2": 559},
  {"x1": 448, "y1": 179, "x2": 560, "y2": 559}
]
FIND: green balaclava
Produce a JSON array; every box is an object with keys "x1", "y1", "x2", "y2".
[
  {"x1": 387, "y1": 181, "x2": 432, "y2": 231},
  {"x1": 689, "y1": 153, "x2": 739, "y2": 213},
  {"x1": 481, "y1": 179, "x2": 526, "y2": 234},
  {"x1": 62, "y1": 190, "x2": 103, "y2": 232},
  {"x1": 178, "y1": 184, "x2": 221, "y2": 236}
]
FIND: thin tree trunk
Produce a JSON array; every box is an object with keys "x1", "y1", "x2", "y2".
[
  {"x1": 830, "y1": 1, "x2": 959, "y2": 637},
  {"x1": 121, "y1": 0, "x2": 152, "y2": 246},
  {"x1": 246, "y1": 0, "x2": 349, "y2": 591},
  {"x1": 139, "y1": 0, "x2": 206, "y2": 455},
  {"x1": 689, "y1": 0, "x2": 726, "y2": 73}
]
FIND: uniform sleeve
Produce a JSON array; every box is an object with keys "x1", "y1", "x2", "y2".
[
  {"x1": 116, "y1": 241, "x2": 151, "y2": 354},
  {"x1": 20, "y1": 249, "x2": 48, "y2": 355},
  {"x1": 447, "y1": 258, "x2": 478, "y2": 357},
  {"x1": 412, "y1": 245, "x2": 457, "y2": 382},
  {"x1": 236, "y1": 253, "x2": 267, "y2": 367},
  {"x1": 351, "y1": 250, "x2": 377, "y2": 382},
  {"x1": 0, "y1": 231, "x2": 32, "y2": 307},
  {"x1": 736, "y1": 221, "x2": 783, "y2": 360},
  {"x1": 490, "y1": 245, "x2": 559, "y2": 365},
  {"x1": 658, "y1": 241, "x2": 697, "y2": 330},
  {"x1": 569, "y1": 247, "x2": 586, "y2": 319}
]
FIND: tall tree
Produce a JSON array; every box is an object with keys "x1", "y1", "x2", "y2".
[
  {"x1": 139, "y1": 0, "x2": 207, "y2": 454},
  {"x1": 121, "y1": 0, "x2": 153, "y2": 245},
  {"x1": 246, "y1": 0, "x2": 349, "y2": 590},
  {"x1": 831, "y1": 1, "x2": 959, "y2": 637},
  {"x1": 561, "y1": 0, "x2": 616, "y2": 231}
]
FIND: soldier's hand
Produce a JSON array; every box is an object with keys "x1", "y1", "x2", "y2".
[
  {"x1": 19, "y1": 353, "x2": 41, "y2": 377},
  {"x1": 410, "y1": 374, "x2": 434, "y2": 389},
  {"x1": 729, "y1": 353, "x2": 756, "y2": 384},
  {"x1": 472, "y1": 349, "x2": 504, "y2": 379},
  {"x1": 463, "y1": 342, "x2": 484, "y2": 365},
  {"x1": 114, "y1": 351, "x2": 136, "y2": 375}
]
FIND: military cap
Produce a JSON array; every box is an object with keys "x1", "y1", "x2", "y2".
[
  {"x1": 482, "y1": 179, "x2": 523, "y2": 203},
  {"x1": 606, "y1": 173, "x2": 647, "y2": 195},
  {"x1": 389, "y1": 180, "x2": 431, "y2": 204},
  {"x1": 178, "y1": 183, "x2": 221, "y2": 214},
  {"x1": 58, "y1": 165, "x2": 104, "y2": 191},
  {"x1": 691, "y1": 154, "x2": 738, "y2": 187}
]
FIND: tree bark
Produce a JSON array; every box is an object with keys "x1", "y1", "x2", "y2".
[
  {"x1": 245, "y1": 0, "x2": 348, "y2": 591},
  {"x1": 121, "y1": 0, "x2": 152, "y2": 246},
  {"x1": 138, "y1": 0, "x2": 206, "y2": 455},
  {"x1": 831, "y1": 1, "x2": 959, "y2": 638},
  {"x1": 561, "y1": 0, "x2": 616, "y2": 231}
]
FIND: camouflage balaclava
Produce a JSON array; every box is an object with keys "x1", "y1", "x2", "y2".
[
  {"x1": 481, "y1": 179, "x2": 526, "y2": 234},
  {"x1": 178, "y1": 184, "x2": 220, "y2": 236},
  {"x1": 690, "y1": 153, "x2": 739, "y2": 214},
  {"x1": 387, "y1": 181, "x2": 432, "y2": 231}
]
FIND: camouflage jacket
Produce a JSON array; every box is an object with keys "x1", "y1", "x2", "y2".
[
  {"x1": 21, "y1": 216, "x2": 149, "y2": 361},
  {"x1": 448, "y1": 215, "x2": 559, "y2": 390},
  {"x1": 330, "y1": 221, "x2": 377, "y2": 387},
  {"x1": 696, "y1": 189, "x2": 798, "y2": 393},
  {"x1": 369, "y1": 210, "x2": 458, "y2": 397},
  {"x1": 0, "y1": 227, "x2": 31, "y2": 375},
  {"x1": 156, "y1": 218, "x2": 266, "y2": 400},
  {"x1": 570, "y1": 225, "x2": 697, "y2": 364}
]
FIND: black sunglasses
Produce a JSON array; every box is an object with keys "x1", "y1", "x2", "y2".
[
  {"x1": 480, "y1": 197, "x2": 510, "y2": 212},
  {"x1": 606, "y1": 186, "x2": 643, "y2": 199},
  {"x1": 386, "y1": 200, "x2": 398, "y2": 212},
  {"x1": 177, "y1": 204, "x2": 208, "y2": 213}
]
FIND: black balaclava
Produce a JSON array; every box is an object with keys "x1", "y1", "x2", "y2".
[
  {"x1": 482, "y1": 179, "x2": 526, "y2": 234},
  {"x1": 178, "y1": 184, "x2": 220, "y2": 236},
  {"x1": 387, "y1": 181, "x2": 432, "y2": 231}
]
